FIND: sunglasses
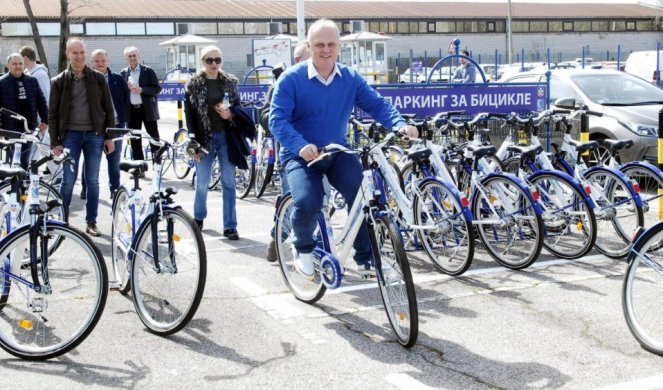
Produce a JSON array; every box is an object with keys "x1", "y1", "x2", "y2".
[{"x1": 204, "y1": 57, "x2": 223, "y2": 65}]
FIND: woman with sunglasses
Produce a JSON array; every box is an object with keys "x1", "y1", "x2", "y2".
[{"x1": 184, "y1": 45, "x2": 240, "y2": 240}]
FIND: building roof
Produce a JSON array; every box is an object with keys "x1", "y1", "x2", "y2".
[{"x1": 2, "y1": 0, "x2": 662, "y2": 20}]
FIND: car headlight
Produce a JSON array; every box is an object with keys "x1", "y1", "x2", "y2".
[{"x1": 619, "y1": 120, "x2": 658, "y2": 137}]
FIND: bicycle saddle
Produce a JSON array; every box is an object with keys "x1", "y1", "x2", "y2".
[
  {"x1": 467, "y1": 145, "x2": 497, "y2": 160},
  {"x1": 119, "y1": 160, "x2": 149, "y2": 174},
  {"x1": 407, "y1": 148, "x2": 432, "y2": 163},
  {"x1": 506, "y1": 144, "x2": 543, "y2": 161},
  {"x1": 602, "y1": 139, "x2": 634, "y2": 154},
  {"x1": 567, "y1": 139, "x2": 598, "y2": 154},
  {"x1": 0, "y1": 167, "x2": 27, "y2": 181}
]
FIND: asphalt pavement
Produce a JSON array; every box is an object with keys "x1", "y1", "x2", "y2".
[{"x1": 2, "y1": 101, "x2": 662, "y2": 390}]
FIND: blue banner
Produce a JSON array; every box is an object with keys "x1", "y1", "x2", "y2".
[
  {"x1": 159, "y1": 82, "x2": 187, "y2": 101},
  {"x1": 159, "y1": 83, "x2": 270, "y2": 103},
  {"x1": 361, "y1": 84, "x2": 547, "y2": 118}
]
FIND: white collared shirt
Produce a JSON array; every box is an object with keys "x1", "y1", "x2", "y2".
[
  {"x1": 307, "y1": 59, "x2": 342, "y2": 86},
  {"x1": 129, "y1": 66, "x2": 142, "y2": 105}
]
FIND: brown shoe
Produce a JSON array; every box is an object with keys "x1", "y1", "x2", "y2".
[{"x1": 86, "y1": 222, "x2": 101, "y2": 237}]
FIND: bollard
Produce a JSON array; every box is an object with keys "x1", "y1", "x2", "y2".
[
  {"x1": 177, "y1": 100, "x2": 184, "y2": 129},
  {"x1": 659, "y1": 108, "x2": 663, "y2": 219}
]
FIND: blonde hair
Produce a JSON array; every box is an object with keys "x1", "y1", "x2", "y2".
[{"x1": 200, "y1": 45, "x2": 223, "y2": 62}]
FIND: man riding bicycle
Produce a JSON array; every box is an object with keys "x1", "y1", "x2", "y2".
[{"x1": 269, "y1": 19, "x2": 417, "y2": 278}]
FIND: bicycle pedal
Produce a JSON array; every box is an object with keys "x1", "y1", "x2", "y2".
[{"x1": 108, "y1": 281, "x2": 122, "y2": 291}]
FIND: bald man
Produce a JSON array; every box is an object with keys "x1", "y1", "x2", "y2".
[{"x1": 48, "y1": 38, "x2": 115, "y2": 237}]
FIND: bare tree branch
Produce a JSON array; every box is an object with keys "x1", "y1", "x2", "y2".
[{"x1": 22, "y1": 0, "x2": 50, "y2": 69}]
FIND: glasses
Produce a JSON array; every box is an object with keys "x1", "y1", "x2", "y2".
[{"x1": 204, "y1": 57, "x2": 223, "y2": 65}]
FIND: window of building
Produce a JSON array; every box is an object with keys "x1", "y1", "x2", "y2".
[
  {"x1": 146, "y1": 22, "x2": 174, "y2": 35},
  {"x1": 463, "y1": 21, "x2": 477, "y2": 33},
  {"x1": 177, "y1": 23, "x2": 188, "y2": 35},
  {"x1": 548, "y1": 21, "x2": 563, "y2": 32},
  {"x1": 218, "y1": 22, "x2": 243, "y2": 34},
  {"x1": 435, "y1": 21, "x2": 454, "y2": 33},
  {"x1": 244, "y1": 22, "x2": 268, "y2": 34},
  {"x1": 575, "y1": 21, "x2": 591, "y2": 32},
  {"x1": 1, "y1": 23, "x2": 32, "y2": 36},
  {"x1": 419, "y1": 21, "x2": 427, "y2": 33},
  {"x1": 562, "y1": 21, "x2": 574, "y2": 31},
  {"x1": 428, "y1": 22, "x2": 436, "y2": 32},
  {"x1": 636, "y1": 20, "x2": 653, "y2": 31},
  {"x1": 409, "y1": 21, "x2": 419, "y2": 33},
  {"x1": 342, "y1": 22, "x2": 351, "y2": 34},
  {"x1": 398, "y1": 22, "x2": 409, "y2": 33},
  {"x1": 609, "y1": 21, "x2": 625, "y2": 31},
  {"x1": 71, "y1": 23, "x2": 84, "y2": 35},
  {"x1": 86, "y1": 22, "x2": 116, "y2": 35},
  {"x1": 289, "y1": 22, "x2": 298, "y2": 35},
  {"x1": 455, "y1": 21, "x2": 464, "y2": 33},
  {"x1": 388, "y1": 21, "x2": 397, "y2": 33},
  {"x1": 530, "y1": 21, "x2": 547, "y2": 32},
  {"x1": 487, "y1": 21, "x2": 496, "y2": 32},
  {"x1": 477, "y1": 21, "x2": 487, "y2": 33},
  {"x1": 117, "y1": 23, "x2": 145, "y2": 35},
  {"x1": 188, "y1": 22, "x2": 216, "y2": 35},
  {"x1": 494, "y1": 21, "x2": 506, "y2": 33},
  {"x1": 369, "y1": 21, "x2": 380, "y2": 33},
  {"x1": 379, "y1": 21, "x2": 389, "y2": 32},
  {"x1": 626, "y1": 21, "x2": 636, "y2": 31},
  {"x1": 512, "y1": 21, "x2": 529, "y2": 32},
  {"x1": 592, "y1": 21, "x2": 609, "y2": 31}
]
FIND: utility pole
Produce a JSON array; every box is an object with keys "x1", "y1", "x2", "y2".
[
  {"x1": 507, "y1": 0, "x2": 513, "y2": 64},
  {"x1": 296, "y1": 0, "x2": 305, "y2": 42}
]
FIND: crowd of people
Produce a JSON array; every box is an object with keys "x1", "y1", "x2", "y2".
[{"x1": 0, "y1": 19, "x2": 417, "y2": 279}]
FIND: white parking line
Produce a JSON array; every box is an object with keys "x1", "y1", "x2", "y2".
[
  {"x1": 591, "y1": 375, "x2": 663, "y2": 390},
  {"x1": 386, "y1": 373, "x2": 439, "y2": 390}
]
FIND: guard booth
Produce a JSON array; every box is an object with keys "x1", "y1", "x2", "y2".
[
  {"x1": 159, "y1": 34, "x2": 218, "y2": 74},
  {"x1": 340, "y1": 31, "x2": 391, "y2": 84}
]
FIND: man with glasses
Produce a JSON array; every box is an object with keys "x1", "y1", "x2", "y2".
[{"x1": 120, "y1": 47, "x2": 162, "y2": 167}]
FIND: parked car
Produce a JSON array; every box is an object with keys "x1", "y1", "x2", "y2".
[
  {"x1": 398, "y1": 66, "x2": 455, "y2": 83},
  {"x1": 496, "y1": 62, "x2": 546, "y2": 81},
  {"x1": 625, "y1": 50, "x2": 663, "y2": 85},
  {"x1": 478, "y1": 64, "x2": 507, "y2": 81},
  {"x1": 504, "y1": 69, "x2": 663, "y2": 163}
]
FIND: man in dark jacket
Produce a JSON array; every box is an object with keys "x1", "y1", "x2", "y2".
[
  {"x1": 0, "y1": 53, "x2": 48, "y2": 169},
  {"x1": 81, "y1": 48, "x2": 130, "y2": 200},
  {"x1": 121, "y1": 46, "x2": 161, "y2": 166},
  {"x1": 48, "y1": 38, "x2": 115, "y2": 237}
]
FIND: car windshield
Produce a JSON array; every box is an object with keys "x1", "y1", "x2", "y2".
[{"x1": 571, "y1": 74, "x2": 663, "y2": 106}]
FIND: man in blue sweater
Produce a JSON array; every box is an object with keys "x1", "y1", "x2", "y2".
[{"x1": 269, "y1": 19, "x2": 418, "y2": 278}]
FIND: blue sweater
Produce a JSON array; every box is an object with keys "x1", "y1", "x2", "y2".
[{"x1": 269, "y1": 61, "x2": 405, "y2": 163}]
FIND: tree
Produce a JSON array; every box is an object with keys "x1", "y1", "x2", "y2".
[
  {"x1": 57, "y1": 0, "x2": 70, "y2": 73},
  {"x1": 22, "y1": 0, "x2": 49, "y2": 70}
]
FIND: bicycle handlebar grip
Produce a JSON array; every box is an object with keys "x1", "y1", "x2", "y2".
[{"x1": 106, "y1": 127, "x2": 131, "y2": 137}]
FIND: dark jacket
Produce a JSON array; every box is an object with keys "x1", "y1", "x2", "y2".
[
  {"x1": 48, "y1": 65, "x2": 115, "y2": 147},
  {"x1": 184, "y1": 70, "x2": 255, "y2": 169},
  {"x1": 0, "y1": 73, "x2": 48, "y2": 132},
  {"x1": 259, "y1": 85, "x2": 274, "y2": 132},
  {"x1": 120, "y1": 64, "x2": 161, "y2": 122},
  {"x1": 107, "y1": 68, "x2": 130, "y2": 125}
]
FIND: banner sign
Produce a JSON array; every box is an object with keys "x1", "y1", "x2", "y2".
[
  {"x1": 359, "y1": 84, "x2": 547, "y2": 118},
  {"x1": 160, "y1": 83, "x2": 270, "y2": 104}
]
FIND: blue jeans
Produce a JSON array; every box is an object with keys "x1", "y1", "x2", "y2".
[
  {"x1": 285, "y1": 153, "x2": 372, "y2": 265},
  {"x1": 81, "y1": 138, "x2": 123, "y2": 195},
  {"x1": 193, "y1": 131, "x2": 237, "y2": 230},
  {"x1": 59, "y1": 130, "x2": 105, "y2": 223}
]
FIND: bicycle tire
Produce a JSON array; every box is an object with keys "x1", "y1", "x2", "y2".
[
  {"x1": 413, "y1": 179, "x2": 474, "y2": 275},
  {"x1": 584, "y1": 167, "x2": 644, "y2": 258},
  {"x1": 528, "y1": 172, "x2": 597, "y2": 259},
  {"x1": 623, "y1": 220, "x2": 663, "y2": 356},
  {"x1": 172, "y1": 129, "x2": 192, "y2": 179},
  {"x1": 236, "y1": 156, "x2": 255, "y2": 199},
  {"x1": 620, "y1": 163, "x2": 663, "y2": 234},
  {"x1": 254, "y1": 138, "x2": 274, "y2": 198},
  {"x1": 0, "y1": 257, "x2": 9, "y2": 310},
  {"x1": 0, "y1": 224, "x2": 107, "y2": 360},
  {"x1": 274, "y1": 194, "x2": 326, "y2": 303},
  {"x1": 0, "y1": 179, "x2": 68, "y2": 256},
  {"x1": 472, "y1": 174, "x2": 544, "y2": 269},
  {"x1": 368, "y1": 214, "x2": 418, "y2": 348},
  {"x1": 110, "y1": 187, "x2": 133, "y2": 294},
  {"x1": 131, "y1": 208, "x2": 207, "y2": 336}
]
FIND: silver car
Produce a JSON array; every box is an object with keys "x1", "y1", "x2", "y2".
[{"x1": 505, "y1": 69, "x2": 663, "y2": 163}]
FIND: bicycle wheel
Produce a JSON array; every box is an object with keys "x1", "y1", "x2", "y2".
[
  {"x1": 254, "y1": 139, "x2": 274, "y2": 198},
  {"x1": 472, "y1": 174, "x2": 544, "y2": 269},
  {"x1": 621, "y1": 164, "x2": 663, "y2": 233},
  {"x1": 274, "y1": 194, "x2": 326, "y2": 303},
  {"x1": 584, "y1": 168, "x2": 643, "y2": 258},
  {"x1": 623, "y1": 221, "x2": 663, "y2": 356},
  {"x1": 172, "y1": 129, "x2": 192, "y2": 179},
  {"x1": 110, "y1": 187, "x2": 133, "y2": 294},
  {"x1": 413, "y1": 180, "x2": 474, "y2": 275},
  {"x1": 0, "y1": 180, "x2": 68, "y2": 256},
  {"x1": 0, "y1": 224, "x2": 107, "y2": 360},
  {"x1": 0, "y1": 257, "x2": 9, "y2": 310},
  {"x1": 209, "y1": 161, "x2": 220, "y2": 190},
  {"x1": 528, "y1": 173, "x2": 597, "y2": 259},
  {"x1": 368, "y1": 214, "x2": 418, "y2": 348},
  {"x1": 236, "y1": 155, "x2": 255, "y2": 199},
  {"x1": 131, "y1": 208, "x2": 206, "y2": 335}
]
